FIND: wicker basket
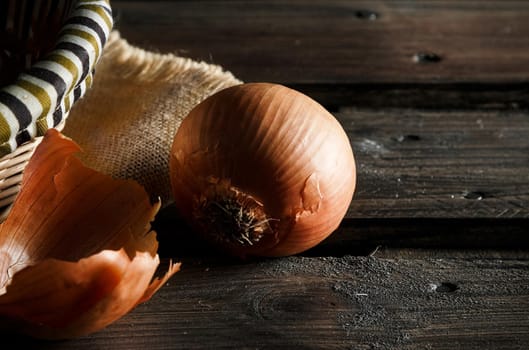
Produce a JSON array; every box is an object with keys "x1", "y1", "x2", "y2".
[{"x1": 0, "y1": 0, "x2": 113, "y2": 221}]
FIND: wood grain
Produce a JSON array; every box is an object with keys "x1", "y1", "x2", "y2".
[
  {"x1": 111, "y1": 0, "x2": 529, "y2": 84},
  {"x1": 4, "y1": 256, "x2": 528, "y2": 349},
  {"x1": 342, "y1": 108, "x2": 529, "y2": 219}
]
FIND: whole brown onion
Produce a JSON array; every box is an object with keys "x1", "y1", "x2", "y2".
[{"x1": 170, "y1": 83, "x2": 356, "y2": 258}]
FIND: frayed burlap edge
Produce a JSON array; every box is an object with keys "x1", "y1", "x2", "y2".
[{"x1": 101, "y1": 31, "x2": 241, "y2": 87}]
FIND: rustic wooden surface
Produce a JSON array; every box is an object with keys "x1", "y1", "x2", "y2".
[
  {"x1": 6, "y1": 256, "x2": 529, "y2": 349},
  {"x1": 4, "y1": 1, "x2": 529, "y2": 349}
]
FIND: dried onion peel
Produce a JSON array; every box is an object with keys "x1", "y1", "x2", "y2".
[
  {"x1": 170, "y1": 83, "x2": 356, "y2": 258},
  {"x1": 0, "y1": 129, "x2": 180, "y2": 339}
]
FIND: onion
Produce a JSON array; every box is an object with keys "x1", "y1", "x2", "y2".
[
  {"x1": 170, "y1": 83, "x2": 356, "y2": 258},
  {"x1": 0, "y1": 130, "x2": 179, "y2": 339}
]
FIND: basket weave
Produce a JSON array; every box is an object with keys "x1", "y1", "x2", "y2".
[{"x1": 0, "y1": 0, "x2": 113, "y2": 221}]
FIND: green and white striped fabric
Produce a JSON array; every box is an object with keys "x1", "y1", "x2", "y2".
[{"x1": 0, "y1": 0, "x2": 113, "y2": 158}]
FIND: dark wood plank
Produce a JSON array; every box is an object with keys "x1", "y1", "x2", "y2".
[
  {"x1": 5, "y1": 256, "x2": 529, "y2": 349},
  {"x1": 111, "y1": 0, "x2": 529, "y2": 84},
  {"x1": 343, "y1": 108, "x2": 529, "y2": 219}
]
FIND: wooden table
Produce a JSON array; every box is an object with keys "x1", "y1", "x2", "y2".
[{"x1": 10, "y1": 1, "x2": 529, "y2": 348}]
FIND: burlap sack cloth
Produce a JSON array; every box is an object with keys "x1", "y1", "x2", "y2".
[{"x1": 63, "y1": 31, "x2": 242, "y2": 207}]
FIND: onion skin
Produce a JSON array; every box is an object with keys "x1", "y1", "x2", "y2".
[
  {"x1": 0, "y1": 130, "x2": 179, "y2": 339},
  {"x1": 170, "y1": 83, "x2": 356, "y2": 258}
]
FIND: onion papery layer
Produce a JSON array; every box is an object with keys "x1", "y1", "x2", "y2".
[
  {"x1": 0, "y1": 129, "x2": 180, "y2": 339},
  {"x1": 170, "y1": 83, "x2": 356, "y2": 258}
]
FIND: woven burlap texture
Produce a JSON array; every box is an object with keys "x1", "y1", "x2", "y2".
[{"x1": 63, "y1": 31, "x2": 242, "y2": 207}]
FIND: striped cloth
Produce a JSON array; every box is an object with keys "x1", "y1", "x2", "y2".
[{"x1": 0, "y1": 0, "x2": 113, "y2": 158}]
